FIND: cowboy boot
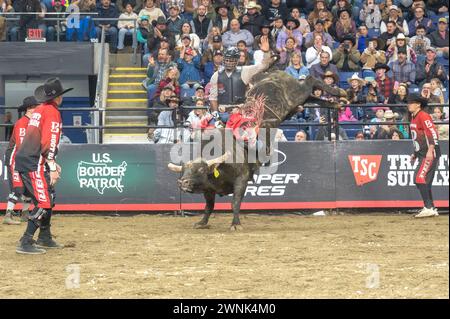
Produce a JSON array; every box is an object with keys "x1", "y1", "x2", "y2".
[
  {"x1": 36, "y1": 225, "x2": 64, "y2": 249},
  {"x1": 16, "y1": 234, "x2": 46, "y2": 255}
]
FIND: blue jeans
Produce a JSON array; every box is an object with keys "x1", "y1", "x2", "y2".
[
  {"x1": 46, "y1": 25, "x2": 56, "y2": 41},
  {"x1": 96, "y1": 26, "x2": 118, "y2": 52},
  {"x1": 8, "y1": 26, "x2": 19, "y2": 41},
  {"x1": 117, "y1": 28, "x2": 137, "y2": 50},
  {"x1": 147, "y1": 83, "x2": 157, "y2": 108}
]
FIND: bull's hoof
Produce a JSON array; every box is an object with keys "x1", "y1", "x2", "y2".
[
  {"x1": 194, "y1": 223, "x2": 211, "y2": 229},
  {"x1": 229, "y1": 224, "x2": 244, "y2": 232}
]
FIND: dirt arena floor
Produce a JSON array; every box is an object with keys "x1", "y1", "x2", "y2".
[{"x1": 0, "y1": 213, "x2": 448, "y2": 299}]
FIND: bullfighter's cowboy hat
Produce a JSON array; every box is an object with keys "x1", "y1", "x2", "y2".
[
  {"x1": 34, "y1": 78, "x2": 73, "y2": 103},
  {"x1": 407, "y1": 93, "x2": 428, "y2": 109},
  {"x1": 18, "y1": 96, "x2": 40, "y2": 112}
]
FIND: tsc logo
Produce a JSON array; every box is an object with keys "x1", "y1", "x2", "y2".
[{"x1": 348, "y1": 155, "x2": 382, "y2": 186}]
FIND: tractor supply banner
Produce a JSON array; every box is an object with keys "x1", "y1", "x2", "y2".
[{"x1": 0, "y1": 141, "x2": 448, "y2": 211}]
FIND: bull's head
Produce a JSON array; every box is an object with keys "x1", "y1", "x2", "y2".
[{"x1": 168, "y1": 152, "x2": 231, "y2": 193}]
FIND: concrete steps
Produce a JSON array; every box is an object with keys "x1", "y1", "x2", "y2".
[{"x1": 104, "y1": 66, "x2": 149, "y2": 140}]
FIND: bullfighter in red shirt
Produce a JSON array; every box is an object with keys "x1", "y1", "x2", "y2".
[
  {"x1": 407, "y1": 94, "x2": 441, "y2": 218},
  {"x1": 2, "y1": 96, "x2": 39, "y2": 225},
  {"x1": 14, "y1": 78, "x2": 72, "y2": 255}
]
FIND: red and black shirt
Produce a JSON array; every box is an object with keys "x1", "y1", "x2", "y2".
[
  {"x1": 4, "y1": 115, "x2": 30, "y2": 166},
  {"x1": 410, "y1": 110, "x2": 441, "y2": 159},
  {"x1": 14, "y1": 101, "x2": 62, "y2": 173}
]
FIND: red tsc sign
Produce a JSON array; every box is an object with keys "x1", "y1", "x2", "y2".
[{"x1": 348, "y1": 155, "x2": 382, "y2": 186}]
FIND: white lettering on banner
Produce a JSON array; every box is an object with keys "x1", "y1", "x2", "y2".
[
  {"x1": 77, "y1": 154, "x2": 128, "y2": 194},
  {"x1": 351, "y1": 156, "x2": 377, "y2": 178},
  {"x1": 230, "y1": 174, "x2": 301, "y2": 197},
  {"x1": 386, "y1": 154, "x2": 449, "y2": 187}
]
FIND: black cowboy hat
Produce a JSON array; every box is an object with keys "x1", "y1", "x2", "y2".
[
  {"x1": 407, "y1": 93, "x2": 428, "y2": 108},
  {"x1": 34, "y1": 78, "x2": 73, "y2": 103},
  {"x1": 372, "y1": 62, "x2": 390, "y2": 72},
  {"x1": 260, "y1": 20, "x2": 273, "y2": 31},
  {"x1": 285, "y1": 17, "x2": 300, "y2": 29},
  {"x1": 341, "y1": 34, "x2": 355, "y2": 46},
  {"x1": 365, "y1": 37, "x2": 385, "y2": 50},
  {"x1": 166, "y1": 95, "x2": 180, "y2": 104},
  {"x1": 215, "y1": 1, "x2": 229, "y2": 14},
  {"x1": 337, "y1": 8, "x2": 352, "y2": 18},
  {"x1": 18, "y1": 96, "x2": 40, "y2": 112}
]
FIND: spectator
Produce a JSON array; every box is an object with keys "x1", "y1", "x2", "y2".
[
  {"x1": 410, "y1": 25, "x2": 431, "y2": 57},
  {"x1": 137, "y1": 16, "x2": 152, "y2": 46},
  {"x1": 277, "y1": 37, "x2": 301, "y2": 70},
  {"x1": 116, "y1": 0, "x2": 143, "y2": 13},
  {"x1": 222, "y1": 19, "x2": 254, "y2": 50},
  {"x1": 389, "y1": 48, "x2": 416, "y2": 86},
  {"x1": 356, "y1": 24, "x2": 370, "y2": 54},
  {"x1": 237, "y1": 39, "x2": 252, "y2": 61},
  {"x1": 360, "y1": 37, "x2": 386, "y2": 77},
  {"x1": 213, "y1": 2, "x2": 232, "y2": 33},
  {"x1": 153, "y1": 95, "x2": 182, "y2": 144},
  {"x1": 294, "y1": 130, "x2": 308, "y2": 141},
  {"x1": 317, "y1": 8, "x2": 334, "y2": 35},
  {"x1": 117, "y1": 3, "x2": 138, "y2": 51},
  {"x1": 184, "y1": 99, "x2": 209, "y2": 142},
  {"x1": 155, "y1": 66, "x2": 181, "y2": 98},
  {"x1": 275, "y1": 128, "x2": 288, "y2": 142},
  {"x1": 379, "y1": 20, "x2": 400, "y2": 50},
  {"x1": 203, "y1": 47, "x2": 221, "y2": 84},
  {"x1": 191, "y1": 5, "x2": 212, "y2": 41},
  {"x1": 3, "y1": 111, "x2": 12, "y2": 141},
  {"x1": 305, "y1": 34, "x2": 333, "y2": 68},
  {"x1": 380, "y1": 5, "x2": 409, "y2": 36},
  {"x1": 355, "y1": 131, "x2": 365, "y2": 140},
  {"x1": 309, "y1": 51, "x2": 338, "y2": 79},
  {"x1": 253, "y1": 21, "x2": 276, "y2": 51},
  {"x1": 428, "y1": 17, "x2": 449, "y2": 59},
  {"x1": 95, "y1": 0, "x2": 119, "y2": 53},
  {"x1": 270, "y1": 15, "x2": 286, "y2": 41},
  {"x1": 364, "y1": 79, "x2": 385, "y2": 105},
  {"x1": 389, "y1": 128, "x2": 404, "y2": 140},
  {"x1": 147, "y1": 16, "x2": 176, "y2": 54},
  {"x1": 373, "y1": 62, "x2": 393, "y2": 103},
  {"x1": 44, "y1": 0, "x2": 67, "y2": 42},
  {"x1": 375, "y1": 109, "x2": 399, "y2": 139},
  {"x1": 331, "y1": 0, "x2": 353, "y2": 19},
  {"x1": 166, "y1": 3, "x2": 185, "y2": 37},
  {"x1": 346, "y1": 73, "x2": 366, "y2": 104},
  {"x1": 201, "y1": 34, "x2": 223, "y2": 66},
  {"x1": 276, "y1": 17, "x2": 302, "y2": 52},
  {"x1": 386, "y1": 33, "x2": 417, "y2": 64},
  {"x1": 421, "y1": 82, "x2": 441, "y2": 107},
  {"x1": 177, "y1": 46, "x2": 202, "y2": 87},
  {"x1": 432, "y1": 106, "x2": 449, "y2": 140},
  {"x1": 322, "y1": 71, "x2": 340, "y2": 100},
  {"x1": 239, "y1": 1, "x2": 265, "y2": 37},
  {"x1": 176, "y1": 22, "x2": 201, "y2": 52},
  {"x1": 263, "y1": 0, "x2": 289, "y2": 24},
  {"x1": 315, "y1": 115, "x2": 349, "y2": 140},
  {"x1": 308, "y1": 0, "x2": 327, "y2": 27},
  {"x1": 430, "y1": 78, "x2": 446, "y2": 104},
  {"x1": 144, "y1": 48, "x2": 176, "y2": 104},
  {"x1": 203, "y1": 26, "x2": 222, "y2": 52},
  {"x1": 338, "y1": 104, "x2": 358, "y2": 122},
  {"x1": 335, "y1": 8, "x2": 356, "y2": 42},
  {"x1": 359, "y1": 0, "x2": 382, "y2": 31},
  {"x1": 183, "y1": 0, "x2": 196, "y2": 21},
  {"x1": 380, "y1": 0, "x2": 394, "y2": 21},
  {"x1": 237, "y1": 45, "x2": 251, "y2": 66},
  {"x1": 0, "y1": 0, "x2": 11, "y2": 41},
  {"x1": 415, "y1": 47, "x2": 448, "y2": 86},
  {"x1": 370, "y1": 107, "x2": 386, "y2": 124},
  {"x1": 66, "y1": 0, "x2": 97, "y2": 42},
  {"x1": 197, "y1": 0, "x2": 216, "y2": 21},
  {"x1": 388, "y1": 82, "x2": 409, "y2": 116},
  {"x1": 284, "y1": 51, "x2": 309, "y2": 80},
  {"x1": 289, "y1": 7, "x2": 310, "y2": 35},
  {"x1": 16, "y1": 0, "x2": 41, "y2": 41},
  {"x1": 138, "y1": 0, "x2": 165, "y2": 24},
  {"x1": 408, "y1": 5, "x2": 433, "y2": 36},
  {"x1": 152, "y1": 84, "x2": 174, "y2": 119},
  {"x1": 332, "y1": 35, "x2": 361, "y2": 72},
  {"x1": 427, "y1": 0, "x2": 449, "y2": 16},
  {"x1": 304, "y1": 19, "x2": 334, "y2": 48}
]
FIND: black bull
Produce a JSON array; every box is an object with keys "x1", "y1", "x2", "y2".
[{"x1": 168, "y1": 71, "x2": 347, "y2": 230}]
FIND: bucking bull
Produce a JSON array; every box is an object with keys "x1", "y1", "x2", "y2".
[{"x1": 168, "y1": 71, "x2": 347, "y2": 230}]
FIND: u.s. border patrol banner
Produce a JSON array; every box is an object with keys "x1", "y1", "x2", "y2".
[{"x1": 0, "y1": 141, "x2": 448, "y2": 211}]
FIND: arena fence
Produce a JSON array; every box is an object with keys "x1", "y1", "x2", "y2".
[{"x1": 0, "y1": 140, "x2": 448, "y2": 211}]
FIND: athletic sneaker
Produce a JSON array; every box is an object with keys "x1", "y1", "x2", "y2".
[
  {"x1": 414, "y1": 207, "x2": 439, "y2": 218},
  {"x1": 16, "y1": 236, "x2": 46, "y2": 255},
  {"x1": 2, "y1": 210, "x2": 21, "y2": 225}
]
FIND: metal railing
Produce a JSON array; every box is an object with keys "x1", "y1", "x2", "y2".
[
  {"x1": 1, "y1": 102, "x2": 449, "y2": 142},
  {"x1": 1, "y1": 12, "x2": 139, "y2": 65}
]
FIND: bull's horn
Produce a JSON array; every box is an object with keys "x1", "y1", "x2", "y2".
[
  {"x1": 168, "y1": 163, "x2": 182, "y2": 172},
  {"x1": 206, "y1": 151, "x2": 231, "y2": 167}
]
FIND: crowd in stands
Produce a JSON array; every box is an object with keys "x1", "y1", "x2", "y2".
[{"x1": 1, "y1": 0, "x2": 449, "y2": 142}]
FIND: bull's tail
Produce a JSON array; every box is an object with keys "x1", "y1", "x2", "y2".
[{"x1": 308, "y1": 75, "x2": 348, "y2": 100}]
